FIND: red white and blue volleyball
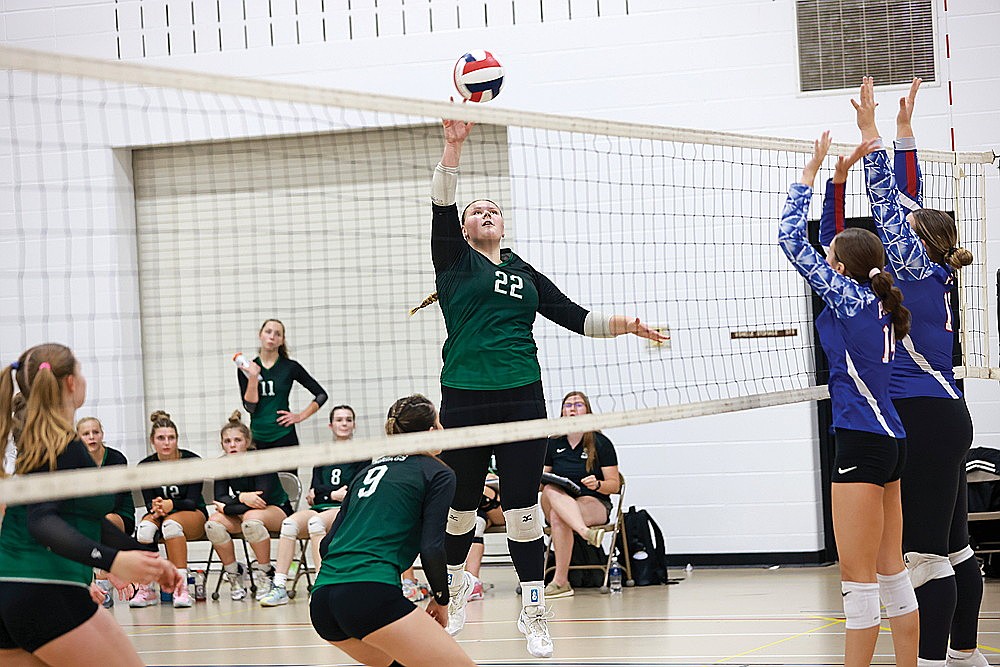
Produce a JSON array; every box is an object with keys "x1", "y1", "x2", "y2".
[{"x1": 453, "y1": 51, "x2": 504, "y2": 103}]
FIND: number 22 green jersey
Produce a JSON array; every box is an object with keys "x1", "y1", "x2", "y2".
[{"x1": 431, "y1": 203, "x2": 590, "y2": 390}]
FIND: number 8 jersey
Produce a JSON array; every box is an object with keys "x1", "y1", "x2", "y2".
[{"x1": 432, "y1": 203, "x2": 590, "y2": 390}]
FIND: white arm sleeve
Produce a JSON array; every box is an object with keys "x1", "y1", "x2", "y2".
[
  {"x1": 583, "y1": 311, "x2": 615, "y2": 338},
  {"x1": 893, "y1": 136, "x2": 917, "y2": 151},
  {"x1": 431, "y1": 163, "x2": 458, "y2": 206}
]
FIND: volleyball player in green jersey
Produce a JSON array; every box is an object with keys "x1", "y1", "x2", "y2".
[
  {"x1": 261, "y1": 404, "x2": 368, "y2": 607},
  {"x1": 310, "y1": 394, "x2": 475, "y2": 667},
  {"x1": 205, "y1": 411, "x2": 293, "y2": 601},
  {"x1": 77, "y1": 416, "x2": 135, "y2": 608},
  {"x1": 420, "y1": 114, "x2": 666, "y2": 657},
  {"x1": 237, "y1": 319, "x2": 328, "y2": 451},
  {"x1": 0, "y1": 344, "x2": 180, "y2": 666}
]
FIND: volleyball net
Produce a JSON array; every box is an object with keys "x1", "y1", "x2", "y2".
[{"x1": 0, "y1": 45, "x2": 994, "y2": 505}]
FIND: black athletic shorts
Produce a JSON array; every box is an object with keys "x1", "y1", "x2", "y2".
[
  {"x1": 117, "y1": 514, "x2": 136, "y2": 537},
  {"x1": 310, "y1": 582, "x2": 414, "y2": 642},
  {"x1": 254, "y1": 430, "x2": 299, "y2": 449},
  {"x1": 0, "y1": 582, "x2": 98, "y2": 653},
  {"x1": 832, "y1": 428, "x2": 906, "y2": 486}
]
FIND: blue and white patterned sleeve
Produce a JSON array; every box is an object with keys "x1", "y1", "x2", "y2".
[
  {"x1": 778, "y1": 183, "x2": 874, "y2": 318},
  {"x1": 863, "y1": 149, "x2": 933, "y2": 281}
]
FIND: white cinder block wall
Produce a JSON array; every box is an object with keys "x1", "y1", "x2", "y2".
[{"x1": 2, "y1": 0, "x2": 998, "y2": 561}]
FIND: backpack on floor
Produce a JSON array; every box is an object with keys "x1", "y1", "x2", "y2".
[
  {"x1": 616, "y1": 506, "x2": 670, "y2": 586},
  {"x1": 545, "y1": 534, "x2": 607, "y2": 588}
]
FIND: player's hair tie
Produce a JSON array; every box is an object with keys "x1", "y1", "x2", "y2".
[
  {"x1": 944, "y1": 247, "x2": 958, "y2": 262},
  {"x1": 38, "y1": 362, "x2": 51, "y2": 370},
  {"x1": 868, "y1": 268, "x2": 881, "y2": 279},
  {"x1": 9, "y1": 361, "x2": 19, "y2": 370}
]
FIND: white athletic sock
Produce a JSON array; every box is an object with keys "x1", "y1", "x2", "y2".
[
  {"x1": 224, "y1": 562, "x2": 241, "y2": 575},
  {"x1": 273, "y1": 572, "x2": 287, "y2": 588},
  {"x1": 177, "y1": 568, "x2": 187, "y2": 584},
  {"x1": 947, "y1": 647, "x2": 987, "y2": 665},
  {"x1": 521, "y1": 580, "x2": 544, "y2": 609}
]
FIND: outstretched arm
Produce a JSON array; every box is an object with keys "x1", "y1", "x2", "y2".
[
  {"x1": 778, "y1": 133, "x2": 876, "y2": 317},
  {"x1": 431, "y1": 108, "x2": 475, "y2": 273},
  {"x1": 893, "y1": 77, "x2": 923, "y2": 211},
  {"x1": 863, "y1": 149, "x2": 933, "y2": 281},
  {"x1": 852, "y1": 76, "x2": 880, "y2": 143},
  {"x1": 533, "y1": 270, "x2": 667, "y2": 343},
  {"x1": 818, "y1": 140, "x2": 872, "y2": 248}
]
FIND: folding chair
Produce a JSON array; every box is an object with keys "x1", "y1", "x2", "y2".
[
  {"x1": 967, "y1": 467, "x2": 1000, "y2": 573},
  {"x1": 543, "y1": 472, "x2": 633, "y2": 592}
]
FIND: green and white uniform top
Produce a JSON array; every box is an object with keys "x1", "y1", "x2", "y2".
[
  {"x1": 237, "y1": 356, "x2": 328, "y2": 443},
  {"x1": 309, "y1": 459, "x2": 369, "y2": 511},
  {"x1": 431, "y1": 202, "x2": 590, "y2": 390},
  {"x1": 0, "y1": 440, "x2": 145, "y2": 588},
  {"x1": 313, "y1": 454, "x2": 455, "y2": 605}
]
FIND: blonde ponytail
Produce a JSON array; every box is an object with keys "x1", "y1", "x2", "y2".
[
  {"x1": 15, "y1": 345, "x2": 78, "y2": 474},
  {"x1": 409, "y1": 292, "x2": 439, "y2": 316}
]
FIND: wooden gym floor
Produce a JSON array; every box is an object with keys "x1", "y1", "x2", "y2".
[{"x1": 120, "y1": 563, "x2": 1000, "y2": 666}]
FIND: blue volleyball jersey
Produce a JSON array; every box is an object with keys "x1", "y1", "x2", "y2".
[
  {"x1": 863, "y1": 147, "x2": 960, "y2": 400},
  {"x1": 779, "y1": 183, "x2": 905, "y2": 438}
]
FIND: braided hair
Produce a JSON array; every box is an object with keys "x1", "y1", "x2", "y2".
[{"x1": 385, "y1": 394, "x2": 438, "y2": 435}]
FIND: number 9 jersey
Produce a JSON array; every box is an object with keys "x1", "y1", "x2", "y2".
[{"x1": 312, "y1": 454, "x2": 456, "y2": 603}]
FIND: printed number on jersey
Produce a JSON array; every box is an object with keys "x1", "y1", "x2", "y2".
[
  {"x1": 357, "y1": 465, "x2": 388, "y2": 498},
  {"x1": 494, "y1": 270, "x2": 523, "y2": 299},
  {"x1": 944, "y1": 293, "x2": 953, "y2": 332},
  {"x1": 160, "y1": 484, "x2": 180, "y2": 499},
  {"x1": 882, "y1": 324, "x2": 896, "y2": 363},
  {"x1": 329, "y1": 469, "x2": 341, "y2": 486},
  {"x1": 259, "y1": 380, "x2": 275, "y2": 397}
]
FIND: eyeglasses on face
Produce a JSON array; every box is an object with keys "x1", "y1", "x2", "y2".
[{"x1": 563, "y1": 401, "x2": 586, "y2": 410}]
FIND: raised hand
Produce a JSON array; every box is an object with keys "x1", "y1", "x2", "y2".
[
  {"x1": 800, "y1": 130, "x2": 832, "y2": 189},
  {"x1": 851, "y1": 76, "x2": 879, "y2": 141},
  {"x1": 833, "y1": 137, "x2": 882, "y2": 183},
  {"x1": 442, "y1": 99, "x2": 475, "y2": 146},
  {"x1": 896, "y1": 77, "x2": 921, "y2": 138}
]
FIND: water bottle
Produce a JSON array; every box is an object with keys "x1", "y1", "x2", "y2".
[
  {"x1": 609, "y1": 556, "x2": 623, "y2": 594},
  {"x1": 194, "y1": 570, "x2": 206, "y2": 601},
  {"x1": 159, "y1": 586, "x2": 172, "y2": 603},
  {"x1": 232, "y1": 353, "x2": 262, "y2": 380}
]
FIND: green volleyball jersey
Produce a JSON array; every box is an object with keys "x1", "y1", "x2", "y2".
[
  {"x1": 431, "y1": 203, "x2": 589, "y2": 390},
  {"x1": 313, "y1": 455, "x2": 455, "y2": 590},
  {"x1": 236, "y1": 356, "x2": 327, "y2": 443},
  {"x1": 0, "y1": 441, "x2": 115, "y2": 588},
  {"x1": 309, "y1": 460, "x2": 368, "y2": 511}
]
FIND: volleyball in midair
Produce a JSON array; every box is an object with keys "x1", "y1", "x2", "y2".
[{"x1": 453, "y1": 51, "x2": 504, "y2": 103}]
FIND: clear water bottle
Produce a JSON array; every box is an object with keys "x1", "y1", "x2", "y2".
[
  {"x1": 194, "y1": 570, "x2": 206, "y2": 601},
  {"x1": 232, "y1": 353, "x2": 262, "y2": 380},
  {"x1": 609, "y1": 556, "x2": 623, "y2": 594}
]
